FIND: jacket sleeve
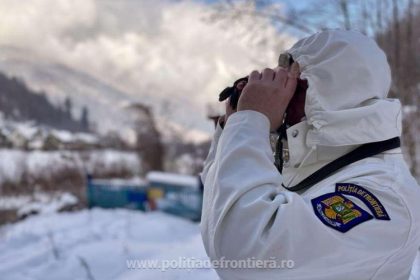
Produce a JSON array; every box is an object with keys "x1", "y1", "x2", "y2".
[
  {"x1": 200, "y1": 111, "x2": 338, "y2": 276},
  {"x1": 200, "y1": 122, "x2": 223, "y2": 185},
  {"x1": 201, "y1": 111, "x2": 309, "y2": 257}
]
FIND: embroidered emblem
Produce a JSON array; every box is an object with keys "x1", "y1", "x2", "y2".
[
  {"x1": 336, "y1": 183, "x2": 390, "y2": 220},
  {"x1": 311, "y1": 193, "x2": 373, "y2": 233}
]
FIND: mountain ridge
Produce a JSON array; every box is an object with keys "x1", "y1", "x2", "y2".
[{"x1": 0, "y1": 47, "x2": 211, "y2": 144}]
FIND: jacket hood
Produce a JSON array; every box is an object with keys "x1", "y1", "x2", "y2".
[{"x1": 287, "y1": 29, "x2": 402, "y2": 147}]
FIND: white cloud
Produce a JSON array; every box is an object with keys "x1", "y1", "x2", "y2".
[{"x1": 0, "y1": 0, "x2": 296, "y2": 132}]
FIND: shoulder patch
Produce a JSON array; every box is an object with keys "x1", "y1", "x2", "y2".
[
  {"x1": 311, "y1": 193, "x2": 373, "y2": 233},
  {"x1": 335, "y1": 183, "x2": 390, "y2": 220}
]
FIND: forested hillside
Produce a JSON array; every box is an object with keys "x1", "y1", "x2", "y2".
[{"x1": 0, "y1": 72, "x2": 89, "y2": 132}]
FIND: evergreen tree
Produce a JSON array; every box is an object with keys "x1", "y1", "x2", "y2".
[{"x1": 80, "y1": 106, "x2": 90, "y2": 131}]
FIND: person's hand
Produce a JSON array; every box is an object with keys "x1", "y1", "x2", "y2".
[{"x1": 237, "y1": 62, "x2": 300, "y2": 132}]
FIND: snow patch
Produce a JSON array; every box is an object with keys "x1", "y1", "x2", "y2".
[
  {"x1": 0, "y1": 209, "x2": 217, "y2": 280},
  {"x1": 0, "y1": 149, "x2": 142, "y2": 185},
  {"x1": 146, "y1": 171, "x2": 199, "y2": 189},
  {"x1": 17, "y1": 192, "x2": 78, "y2": 217}
]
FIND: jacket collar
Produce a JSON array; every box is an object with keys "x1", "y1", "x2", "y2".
[{"x1": 281, "y1": 120, "x2": 357, "y2": 189}]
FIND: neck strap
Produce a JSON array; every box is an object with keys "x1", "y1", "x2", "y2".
[{"x1": 282, "y1": 137, "x2": 401, "y2": 192}]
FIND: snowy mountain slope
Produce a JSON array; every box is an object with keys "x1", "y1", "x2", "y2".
[
  {"x1": 0, "y1": 70, "x2": 89, "y2": 132},
  {"x1": 0, "y1": 49, "x2": 140, "y2": 134},
  {"x1": 0, "y1": 49, "x2": 211, "y2": 144}
]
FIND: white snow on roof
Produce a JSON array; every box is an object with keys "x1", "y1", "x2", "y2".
[
  {"x1": 91, "y1": 177, "x2": 147, "y2": 188},
  {"x1": 146, "y1": 171, "x2": 198, "y2": 188},
  {"x1": 51, "y1": 130, "x2": 74, "y2": 142},
  {"x1": 51, "y1": 130, "x2": 99, "y2": 144},
  {"x1": 75, "y1": 133, "x2": 98, "y2": 144},
  {"x1": 13, "y1": 122, "x2": 39, "y2": 139}
]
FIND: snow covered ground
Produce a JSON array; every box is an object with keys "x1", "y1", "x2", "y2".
[
  {"x1": 0, "y1": 208, "x2": 217, "y2": 280},
  {"x1": 0, "y1": 191, "x2": 78, "y2": 217},
  {"x1": 0, "y1": 208, "x2": 419, "y2": 280}
]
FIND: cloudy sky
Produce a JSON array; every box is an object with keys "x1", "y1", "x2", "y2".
[{"x1": 0, "y1": 0, "x2": 296, "y2": 133}]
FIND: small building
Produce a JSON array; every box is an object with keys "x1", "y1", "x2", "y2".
[
  {"x1": 146, "y1": 171, "x2": 202, "y2": 221},
  {"x1": 8, "y1": 131, "x2": 28, "y2": 149},
  {"x1": 86, "y1": 177, "x2": 149, "y2": 210},
  {"x1": 85, "y1": 172, "x2": 203, "y2": 221},
  {"x1": 43, "y1": 133, "x2": 63, "y2": 150}
]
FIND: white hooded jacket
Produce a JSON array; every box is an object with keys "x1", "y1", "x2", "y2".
[{"x1": 200, "y1": 30, "x2": 420, "y2": 279}]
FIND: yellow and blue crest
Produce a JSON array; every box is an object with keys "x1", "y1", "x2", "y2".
[
  {"x1": 311, "y1": 183, "x2": 390, "y2": 233},
  {"x1": 312, "y1": 193, "x2": 373, "y2": 233}
]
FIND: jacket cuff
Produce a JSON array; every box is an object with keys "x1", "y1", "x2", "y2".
[{"x1": 224, "y1": 110, "x2": 271, "y2": 138}]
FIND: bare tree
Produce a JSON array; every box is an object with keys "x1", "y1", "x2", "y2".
[
  {"x1": 127, "y1": 104, "x2": 164, "y2": 173},
  {"x1": 392, "y1": 0, "x2": 401, "y2": 74},
  {"x1": 339, "y1": 0, "x2": 352, "y2": 30}
]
